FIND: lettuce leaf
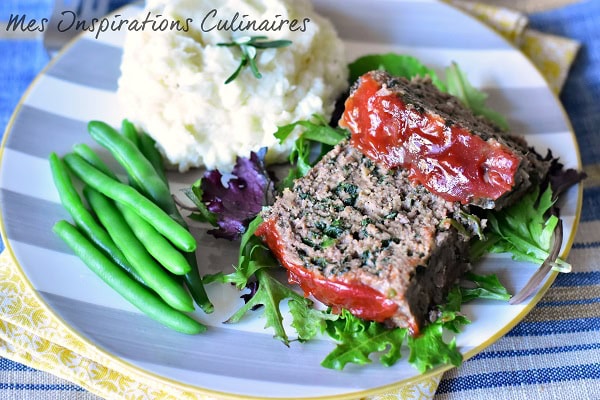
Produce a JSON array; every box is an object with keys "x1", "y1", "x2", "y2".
[
  {"x1": 460, "y1": 272, "x2": 511, "y2": 303},
  {"x1": 206, "y1": 216, "x2": 312, "y2": 345},
  {"x1": 289, "y1": 300, "x2": 338, "y2": 342},
  {"x1": 321, "y1": 309, "x2": 407, "y2": 370},
  {"x1": 348, "y1": 53, "x2": 446, "y2": 91},
  {"x1": 315, "y1": 286, "x2": 471, "y2": 372},
  {"x1": 183, "y1": 148, "x2": 274, "y2": 240},
  {"x1": 406, "y1": 286, "x2": 467, "y2": 372},
  {"x1": 225, "y1": 268, "x2": 311, "y2": 345},
  {"x1": 477, "y1": 186, "x2": 571, "y2": 273},
  {"x1": 215, "y1": 216, "x2": 276, "y2": 289},
  {"x1": 274, "y1": 114, "x2": 349, "y2": 189},
  {"x1": 182, "y1": 179, "x2": 218, "y2": 226},
  {"x1": 445, "y1": 62, "x2": 510, "y2": 131},
  {"x1": 407, "y1": 321, "x2": 462, "y2": 373}
]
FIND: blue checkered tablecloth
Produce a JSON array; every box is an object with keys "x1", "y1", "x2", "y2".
[{"x1": 0, "y1": 0, "x2": 598, "y2": 399}]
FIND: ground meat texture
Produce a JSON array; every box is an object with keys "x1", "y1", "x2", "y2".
[
  {"x1": 339, "y1": 70, "x2": 549, "y2": 209},
  {"x1": 256, "y1": 142, "x2": 471, "y2": 335}
]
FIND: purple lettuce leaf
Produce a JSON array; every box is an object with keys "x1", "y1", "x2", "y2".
[{"x1": 188, "y1": 148, "x2": 274, "y2": 240}]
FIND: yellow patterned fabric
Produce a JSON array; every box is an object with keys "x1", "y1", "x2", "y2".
[
  {"x1": 520, "y1": 29, "x2": 580, "y2": 93},
  {"x1": 446, "y1": 0, "x2": 529, "y2": 44},
  {"x1": 0, "y1": 2, "x2": 580, "y2": 400},
  {"x1": 448, "y1": 0, "x2": 580, "y2": 93}
]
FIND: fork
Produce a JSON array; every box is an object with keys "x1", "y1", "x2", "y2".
[{"x1": 43, "y1": 0, "x2": 129, "y2": 56}]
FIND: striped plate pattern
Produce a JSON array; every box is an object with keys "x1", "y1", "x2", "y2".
[{"x1": 0, "y1": 0, "x2": 582, "y2": 398}]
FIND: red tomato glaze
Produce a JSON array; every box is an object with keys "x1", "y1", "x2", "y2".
[
  {"x1": 339, "y1": 73, "x2": 520, "y2": 204},
  {"x1": 255, "y1": 218, "x2": 400, "y2": 326}
]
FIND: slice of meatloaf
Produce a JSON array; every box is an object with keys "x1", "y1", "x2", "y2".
[
  {"x1": 339, "y1": 70, "x2": 549, "y2": 209},
  {"x1": 256, "y1": 142, "x2": 472, "y2": 335}
]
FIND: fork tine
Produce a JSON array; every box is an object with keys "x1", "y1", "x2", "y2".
[
  {"x1": 78, "y1": 0, "x2": 93, "y2": 18},
  {"x1": 43, "y1": 0, "x2": 71, "y2": 56},
  {"x1": 79, "y1": 0, "x2": 111, "y2": 20},
  {"x1": 43, "y1": 0, "x2": 118, "y2": 57}
]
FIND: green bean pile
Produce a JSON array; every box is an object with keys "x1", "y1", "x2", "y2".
[{"x1": 50, "y1": 120, "x2": 212, "y2": 334}]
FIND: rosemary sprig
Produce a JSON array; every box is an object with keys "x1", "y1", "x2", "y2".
[{"x1": 217, "y1": 35, "x2": 292, "y2": 84}]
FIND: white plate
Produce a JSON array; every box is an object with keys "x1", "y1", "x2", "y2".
[{"x1": 0, "y1": 0, "x2": 583, "y2": 398}]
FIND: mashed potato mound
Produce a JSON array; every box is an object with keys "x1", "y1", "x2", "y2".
[{"x1": 118, "y1": 0, "x2": 348, "y2": 172}]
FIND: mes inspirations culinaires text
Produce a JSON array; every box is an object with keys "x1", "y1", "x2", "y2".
[{"x1": 5, "y1": 9, "x2": 312, "y2": 39}]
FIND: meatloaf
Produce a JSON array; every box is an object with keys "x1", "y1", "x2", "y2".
[
  {"x1": 339, "y1": 70, "x2": 549, "y2": 209},
  {"x1": 256, "y1": 142, "x2": 472, "y2": 335}
]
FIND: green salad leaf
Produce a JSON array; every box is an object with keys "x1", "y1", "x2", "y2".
[
  {"x1": 321, "y1": 309, "x2": 407, "y2": 370},
  {"x1": 460, "y1": 272, "x2": 512, "y2": 303},
  {"x1": 445, "y1": 62, "x2": 510, "y2": 131},
  {"x1": 207, "y1": 216, "x2": 312, "y2": 345},
  {"x1": 439, "y1": 286, "x2": 472, "y2": 334},
  {"x1": 202, "y1": 216, "x2": 274, "y2": 287},
  {"x1": 274, "y1": 114, "x2": 349, "y2": 189},
  {"x1": 317, "y1": 285, "x2": 473, "y2": 372},
  {"x1": 289, "y1": 300, "x2": 339, "y2": 342},
  {"x1": 348, "y1": 53, "x2": 446, "y2": 91},
  {"x1": 406, "y1": 286, "x2": 467, "y2": 372},
  {"x1": 407, "y1": 320, "x2": 462, "y2": 373},
  {"x1": 476, "y1": 186, "x2": 571, "y2": 273},
  {"x1": 226, "y1": 268, "x2": 311, "y2": 345},
  {"x1": 226, "y1": 215, "x2": 276, "y2": 288},
  {"x1": 181, "y1": 179, "x2": 218, "y2": 226}
]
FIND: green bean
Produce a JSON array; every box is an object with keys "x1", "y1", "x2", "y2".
[
  {"x1": 87, "y1": 120, "x2": 175, "y2": 215},
  {"x1": 138, "y1": 131, "x2": 168, "y2": 184},
  {"x1": 157, "y1": 186, "x2": 214, "y2": 312},
  {"x1": 63, "y1": 153, "x2": 196, "y2": 252},
  {"x1": 72, "y1": 143, "x2": 140, "y2": 202},
  {"x1": 61, "y1": 148, "x2": 186, "y2": 284},
  {"x1": 119, "y1": 119, "x2": 145, "y2": 190},
  {"x1": 69, "y1": 145, "x2": 190, "y2": 279},
  {"x1": 52, "y1": 220, "x2": 205, "y2": 334},
  {"x1": 48, "y1": 152, "x2": 146, "y2": 286},
  {"x1": 121, "y1": 118, "x2": 140, "y2": 148},
  {"x1": 83, "y1": 186, "x2": 194, "y2": 312},
  {"x1": 89, "y1": 121, "x2": 213, "y2": 313},
  {"x1": 115, "y1": 201, "x2": 192, "y2": 276},
  {"x1": 72, "y1": 143, "x2": 119, "y2": 181},
  {"x1": 157, "y1": 191, "x2": 213, "y2": 312},
  {"x1": 182, "y1": 251, "x2": 214, "y2": 313}
]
